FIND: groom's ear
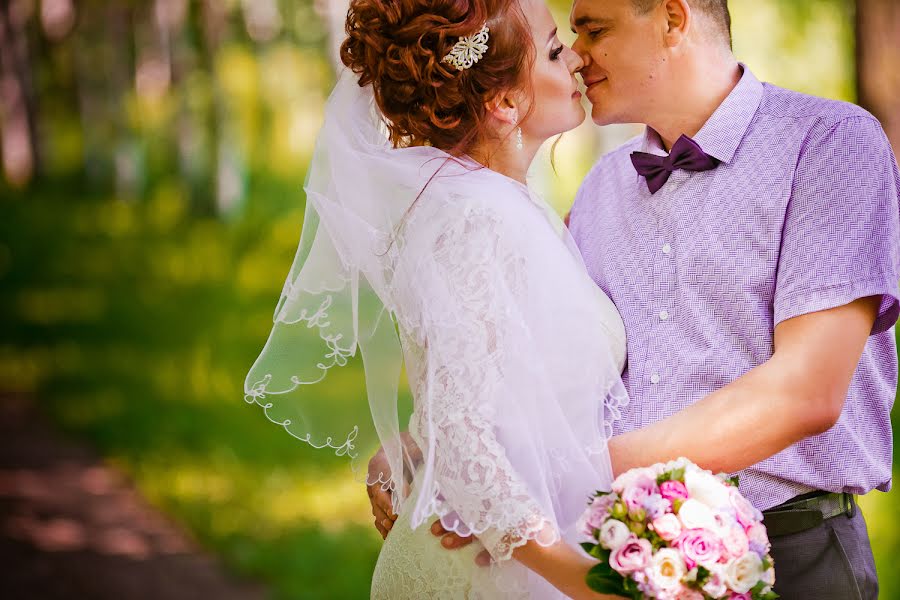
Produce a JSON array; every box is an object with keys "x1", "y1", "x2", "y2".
[{"x1": 661, "y1": 0, "x2": 692, "y2": 48}]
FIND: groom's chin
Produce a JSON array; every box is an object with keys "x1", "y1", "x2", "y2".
[{"x1": 589, "y1": 109, "x2": 616, "y2": 127}]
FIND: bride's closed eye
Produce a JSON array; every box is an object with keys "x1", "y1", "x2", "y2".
[{"x1": 550, "y1": 44, "x2": 564, "y2": 61}]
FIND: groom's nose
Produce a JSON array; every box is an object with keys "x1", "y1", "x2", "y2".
[{"x1": 570, "y1": 36, "x2": 592, "y2": 67}]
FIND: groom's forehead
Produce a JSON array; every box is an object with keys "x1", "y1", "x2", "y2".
[{"x1": 570, "y1": 0, "x2": 629, "y2": 26}]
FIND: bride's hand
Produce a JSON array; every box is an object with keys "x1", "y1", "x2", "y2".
[{"x1": 367, "y1": 448, "x2": 397, "y2": 539}]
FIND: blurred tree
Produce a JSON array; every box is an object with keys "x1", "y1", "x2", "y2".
[
  {"x1": 856, "y1": 0, "x2": 900, "y2": 157},
  {"x1": 0, "y1": 0, "x2": 41, "y2": 186}
]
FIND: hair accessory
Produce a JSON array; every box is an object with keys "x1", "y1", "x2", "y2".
[{"x1": 442, "y1": 24, "x2": 490, "y2": 71}]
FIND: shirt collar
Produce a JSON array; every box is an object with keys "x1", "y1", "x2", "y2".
[{"x1": 640, "y1": 64, "x2": 764, "y2": 165}]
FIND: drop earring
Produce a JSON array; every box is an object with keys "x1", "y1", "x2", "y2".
[{"x1": 516, "y1": 126, "x2": 524, "y2": 151}]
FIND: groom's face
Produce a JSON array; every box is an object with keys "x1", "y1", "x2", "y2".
[{"x1": 569, "y1": 0, "x2": 670, "y2": 126}]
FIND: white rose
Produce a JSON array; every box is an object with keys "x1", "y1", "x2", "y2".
[
  {"x1": 701, "y1": 564, "x2": 728, "y2": 598},
  {"x1": 684, "y1": 468, "x2": 731, "y2": 509},
  {"x1": 725, "y1": 552, "x2": 765, "y2": 594},
  {"x1": 647, "y1": 548, "x2": 687, "y2": 593},
  {"x1": 677, "y1": 499, "x2": 719, "y2": 531},
  {"x1": 763, "y1": 566, "x2": 776, "y2": 586},
  {"x1": 599, "y1": 519, "x2": 632, "y2": 551}
]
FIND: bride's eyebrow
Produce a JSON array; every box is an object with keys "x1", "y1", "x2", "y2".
[{"x1": 547, "y1": 27, "x2": 558, "y2": 45}]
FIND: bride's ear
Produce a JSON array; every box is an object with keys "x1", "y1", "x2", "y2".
[{"x1": 485, "y1": 92, "x2": 520, "y2": 126}]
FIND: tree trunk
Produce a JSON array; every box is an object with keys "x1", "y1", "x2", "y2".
[
  {"x1": 0, "y1": 0, "x2": 40, "y2": 186},
  {"x1": 856, "y1": 0, "x2": 900, "y2": 158}
]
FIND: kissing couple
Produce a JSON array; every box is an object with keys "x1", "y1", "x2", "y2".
[{"x1": 245, "y1": 0, "x2": 899, "y2": 597}]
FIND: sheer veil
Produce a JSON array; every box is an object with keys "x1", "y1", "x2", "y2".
[{"x1": 244, "y1": 67, "x2": 628, "y2": 593}]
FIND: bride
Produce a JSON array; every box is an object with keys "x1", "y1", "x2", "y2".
[{"x1": 245, "y1": 0, "x2": 629, "y2": 597}]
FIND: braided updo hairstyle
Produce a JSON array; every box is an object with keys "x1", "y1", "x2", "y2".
[{"x1": 340, "y1": 0, "x2": 535, "y2": 155}]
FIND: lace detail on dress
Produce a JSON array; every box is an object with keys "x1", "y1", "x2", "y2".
[{"x1": 401, "y1": 204, "x2": 559, "y2": 562}]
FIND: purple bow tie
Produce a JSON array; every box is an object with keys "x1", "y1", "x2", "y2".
[{"x1": 630, "y1": 134, "x2": 720, "y2": 194}]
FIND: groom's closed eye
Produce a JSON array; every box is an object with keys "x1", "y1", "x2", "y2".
[{"x1": 570, "y1": 15, "x2": 614, "y2": 35}]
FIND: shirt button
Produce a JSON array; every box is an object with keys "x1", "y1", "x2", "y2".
[
  {"x1": 662, "y1": 244, "x2": 672, "y2": 255},
  {"x1": 659, "y1": 310, "x2": 670, "y2": 321},
  {"x1": 650, "y1": 374, "x2": 661, "y2": 385}
]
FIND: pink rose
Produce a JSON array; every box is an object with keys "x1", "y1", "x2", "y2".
[
  {"x1": 660, "y1": 480, "x2": 690, "y2": 503},
  {"x1": 729, "y1": 594, "x2": 752, "y2": 600},
  {"x1": 586, "y1": 505, "x2": 608, "y2": 531},
  {"x1": 609, "y1": 536, "x2": 653, "y2": 575},
  {"x1": 613, "y1": 467, "x2": 658, "y2": 494},
  {"x1": 745, "y1": 521, "x2": 771, "y2": 555},
  {"x1": 674, "y1": 588, "x2": 705, "y2": 600},
  {"x1": 583, "y1": 493, "x2": 618, "y2": 533},
  {"x1": 721, "y1": 524, "x2": 750, "y2": 560},
  {"x1": 674, "y1": 528, "x2": 723, "y2": 570},
  {"x1": 728, "y1": 487, "x2": 762, "y2": 530},
  {"x1": 621, "y1": 475, "x2": 660, "y2": 513},
  {"x1": 701, "y1": 565, "x2": 728, "y2": 598},
  {"x1": 651, "y1": 513, "x2": 683, "y2": 542}
]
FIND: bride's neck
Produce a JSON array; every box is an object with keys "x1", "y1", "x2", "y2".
[{"x1": 467, "y1": 135, "x2": 540, "y2": 186}]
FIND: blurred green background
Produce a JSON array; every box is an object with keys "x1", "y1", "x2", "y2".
[{"x1": 0, "y1": 0, "x2": 898, "y2": 598}]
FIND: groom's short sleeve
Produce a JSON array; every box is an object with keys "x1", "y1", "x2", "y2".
[{"x1": 774, "y1": 115, "x2": 900, "y2": 334}]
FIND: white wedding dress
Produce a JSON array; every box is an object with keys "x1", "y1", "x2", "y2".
[
  {"x1": 367, "y1": 171, "x2": 628, "y2": 599},
  {"x1": 243, "y1": 71, "x2": 628, "y2": 599}
]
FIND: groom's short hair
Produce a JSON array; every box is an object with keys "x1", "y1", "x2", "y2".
[{"x1": 632, "y1": 0, "x2": 732, "y2": 48}]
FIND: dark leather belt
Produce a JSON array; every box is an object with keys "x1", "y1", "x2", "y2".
[{"x1": 762, "y1": 491, "x2": 855, "y2": 538}]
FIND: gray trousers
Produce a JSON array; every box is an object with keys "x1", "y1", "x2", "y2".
[{"x1": 770, "y1": 502, "x2": 879, "y2": 599}]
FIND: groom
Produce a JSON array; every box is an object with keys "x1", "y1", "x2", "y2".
[{"x1": 369, "y1": 0, "x2": 899, "y2": 597}]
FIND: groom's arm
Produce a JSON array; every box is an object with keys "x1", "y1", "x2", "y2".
[{"x1": 607, "y1": 295, "x2": 881, "y2": 476}]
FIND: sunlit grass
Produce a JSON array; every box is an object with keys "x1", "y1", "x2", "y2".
[{"x1": 0, "y1": 187, "x2": 383, "y2": 598}]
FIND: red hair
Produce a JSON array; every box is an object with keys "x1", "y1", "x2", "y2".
[{"x1": 340, "y1": 0, "x2": 535, "y2": 155}]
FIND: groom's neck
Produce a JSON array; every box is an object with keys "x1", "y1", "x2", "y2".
[{"x1": 648, "y1": 53, "x2": 742, "y2": 152}]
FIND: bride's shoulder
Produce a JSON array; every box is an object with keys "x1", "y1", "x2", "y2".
[{"x1": 408, "y1": 171, "x2": 526, "y2": 228}]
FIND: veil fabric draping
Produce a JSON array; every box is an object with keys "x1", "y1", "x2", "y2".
[{"x1": 244, "y1": 68, "x2": 629, "y2": 596}]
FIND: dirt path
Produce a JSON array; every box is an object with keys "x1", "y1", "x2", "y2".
[{"x1": 0, "y1": 393, "x2": 267, "y2": 600}]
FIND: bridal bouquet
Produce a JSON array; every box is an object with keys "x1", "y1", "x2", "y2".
[{"x1": 579, "y1": 458, "x2": 778, "y2": 600}]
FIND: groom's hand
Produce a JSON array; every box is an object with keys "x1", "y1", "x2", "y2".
[
  {"x1": 367, "y1": 448, "x2": 397, "y2": 539},
  {"x1": 430, "y1": 520, "x2": 492, "y2": 567}
]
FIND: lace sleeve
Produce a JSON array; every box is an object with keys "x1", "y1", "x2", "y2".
[{"x1": 406, "y1": 202, "x2": 560, "y2": 563}]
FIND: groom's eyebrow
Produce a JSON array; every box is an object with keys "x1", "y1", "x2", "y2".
[{"x1": 571, "y1": 15, "x2": 613, "y2": 33}]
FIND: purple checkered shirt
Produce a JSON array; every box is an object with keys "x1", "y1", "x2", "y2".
[{"x1": 568, "y1": 65, "x2": 900, "y2": 510}]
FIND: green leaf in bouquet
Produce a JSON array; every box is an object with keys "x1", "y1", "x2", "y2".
[
  {"x1": 761, "y1": 555, "x2": 773, "y2": 571},
  {"x1": 645, "y1": 530, "x2": 663, "y2": 549},
  {"x1": 656, "y1": 471, "x2": 674, "y2": 485},
  {"x1": 586, "y1": 563, "x2": 628, "y2": 596},
  {"x1": 591, "y1": 545, "x2": 612, "y2": 561},
  {"x1": 622, "y1": 575, "x2": 644, "y2": 600},
  {"x1": 580, "y1": 542, "x2": 597, "y2": 555},
  {"x1": 695, "y1": 565, "x2": 711, "y2": 585},
  {"x1": 671, "y1": 467, "x2": 686, "y2": 481},
  {"x1": 751, "y1": 581, "x2": 780, "y2": 600},
  {"x1": 728, "y1": 474, "x2": 741, "y2": 487},
  {"x1": 672, "y1": 498, "x2": 685, "y2": 513}
]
